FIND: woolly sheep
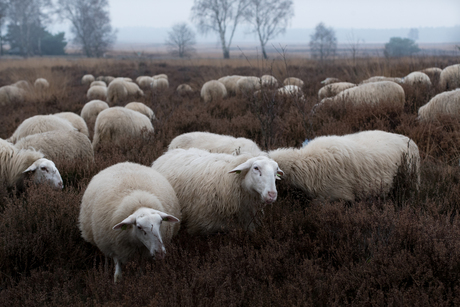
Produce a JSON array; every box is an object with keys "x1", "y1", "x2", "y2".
[
  {"x1": 12, "y1": 80, "x2": 32, "y2": 91},
  {"x1": 124, "y1": 102, "x2": 155, "y2": 120},
  {"x1": 317, "y1": 81, "x2": 405, "y2": 110},
  {"x1": 87, "y1": 85, "x2": 107, "y2": 101},
  {"x1": 34, "y1": 78, "x2": 49, "y2": 90},
  {"x1": 359, "y1": 76, "x2": 403, "y2": 84},
  {"x1": 418, "y1": 89, "x2": 460, "y2": 121},
  {"x1": 90, "y1": 81, "x2": 107, "y2": 88},
  {"x1": 152, "y1": 148, "x2": 284, "y2": 235},
  {"x1": 8, "y1": 114, "x2": 76, "y2": 144},
  {"x1": 317, "y1": 82, "x2": 356, "y2": 100},
  {"x1": 92, "y1": 107, "x2": 154, "y2": 149},
  {"x1": 153, "y1": 74, "x2": 168, "y2": 80},
  {"x1": 53, "y1": 112, "x2": 89, "y2": 137},
  {"x1": 261, "y1": 75, "x2": 278, "y2": 87},
  {"x1": 176, "y1": 84, "x2": 193, "y2": 95},
  {"x1": 136, "y1": 76, "x2": 154, "y2": 90},
  {"x1": 80, "y1": 100, "x2": 109, "y2": 127},
  {"x1": 200, "y1": 80, "x2": 227, "y2": 103},
  {"x1": 402, "y1": 71, "x2": 432, "y2": 87},
  {"x1": 0, "y1": 138, "x2": 63, "y2": 189},
  {"x1": 321, "y1": 77, "x2": 340, "y2": 85},
  {"x1": 96, "y1": 76, "x2": 115, "y2": 84},
  {"x1": 277, "y1": 85, "x2": 305, "y2": 101},
  {"x1": 150, "y1": 78, "x2": 169, "y2": 91},
  {"x1": 439, "y1": 64, "x2": 460, "y2": 90},
  {"x1": 107, "y1": 80, "x2": 144, "y2": 104},
  {"x1": 168, "y1": 131, "x2": 263, "y2": 155},
  {"x1": 15, "y1": 130, "x2": 94, "y2": 168},
  {"x1": 79, "y1": 162, "x2": 181, "y2": 282},
  {"x1": 236, "y1": 76, "x2": 261, "y2": 95},
  {"x1": 218, "y1": 75, "x2": 243, "y2": 96},
  {"x1": 81, "y1": 74, "x2": 95, "y2": 85},
  {"x1": 0, "y1": 85, "x2": 26, "y2": 106},
  {"x1": 268, "y1": 130, "x2": 420, "y2": 202},
  {"x1": 283, "y1": 77, "x2": 304, "y2": 88}
]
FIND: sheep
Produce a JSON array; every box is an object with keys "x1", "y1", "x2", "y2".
[
  {"x1": 8, "y1": 114, "x2": 76, "y2": 144},
  {"x1": 218, "y1": 75, "x2": 243, "y2": 96},
  {"x1": 92, "y1": 107, "x2": 154, "y2": 149},
  {"x1": 321, "y1": 77, "x2": 340, "y2": 85},
  {"x1": 150, "y1": 78, "x2": 169, "y2": 91},
  {"x1": 359, "y1": 76, "x2": 403, "y2": 84},
  {"x1": 80, "y1": 100, "x2": 109, "y2": 128},
  {"x1": 317, "y1": 81, "x2": 405, "y2": 110},
  {"x1": 421, "y1": 67, "x2": 442, "y2": 85},
  {"x1": 124, "y1": 102, "x2": 155, "y2": 120},
  {"x1": 277, "y1": 85, "x2": 305, "y2": 101},
  {"x1": 79, "y1": 162, "x2": 181, "y2": 283},
  {"x1": 34, "y1": 78, "x2": 50, "y2": 90},
  {"x1": 53, "y1": 112, "x2": 90, "y2": 137},
  {"x1": 153, "y1": 74, "x2": 168, "y2": 80},
  {"x1": 107, "y1": 80, "x2": 144, "y2": 104},
  {"x1": 81, "y1": 74, "x2": 95, "y2": 85},
  {"x1": 401, "y1": 71, "x2": 432, "y2": 87},
  {"x1": 136, "y1": 76, "x2": 154, "y2": 90},
  {"x1": 15, "y1": 130, "x2": 94, "y2": 168},
  {"x1": 90, "y1": 81, "x2": 107, "y2": 88},
  {"x1": 318, "y1": 82, "x2": 356, "y2": 100},
  {"x1": 268, "y1": 130, "x2": 420, "y2": 202},
  {"x1": 283, "y1": 77, "x2": 304, "y2": 88},
  {"x1": 439, "y1": 64, "x2": 460, "y2": 90},
  {"x1": 87, "y1": 85, "x2": 107, "y2": 101},
  {"x1": 0, "y1": 138, "x2": 63, "y2": 189},
  {"x1": 261, "y1": 75, "x2": 278, "y2": 87},
  {"x1": 12, "y1": 80, "x2": 32, "y2": 91},
  {"x1": 200, "y1": 80, "x2": 227, "y2": 103},
  {"x1": 96, "y1": 76, "x2": 115, "y2": 84},
  {"x1": 167, "y1": 131, "x2": 263, "y2": 155},
  {"x1": 236, "y1": 76, "x2": 261, "y2": 95},
  {"x1": 0, "y1": 85, "x2": 27, "y2": 106},
  {"x1": 417, "y1": 89, "x2": 460, "y2": 121},
  {"x1": 152, "y1": 148, "x2": 284, "y2": 235},
  {"x1": 176, "y1": 84, "x2": 193, "y2": 96}
]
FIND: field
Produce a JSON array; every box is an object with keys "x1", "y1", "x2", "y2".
[{"x1": 0, "y1": 55, "x2": 460, "y2": 306}]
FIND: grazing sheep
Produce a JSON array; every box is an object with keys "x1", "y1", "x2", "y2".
[
  {"x1": 261, "y1": 75, "x2": 278, "y2": 87},
  {"x1": 321, "y1": 77, "x2": 340, "y2": 85},
  {"x1": 439, "y1": 64, "x2": 460, "y2": 90},
  {"x1": 268, "y1": 130, "x2": 420, "y2": 202},
  {"x1": 218, "y1": 75, "x2": 243, "y2": 96},
  {"x1": 0, "y1": 138, "x2": 63, "y2": 189},
  {"x1": 87, "y1": 85, "x2": 107, "y2": 101},
  {"x1": 359, "y1": 76, "x2": 403, "y2": 84},
  {"x1": 402, "y1": 71, "x2": 432, "y2": 87},
  {"x1": 8, "y1": 114, "x2": 76, "y2": 144},
  {"x1": 12, "y1": 80, "x2": 32, "y2": 91},
  {"x1": 79, "y1": 162, "x2": 181, "y2": 283},
  {"x1": 0, "y1": 85, "x2": 26, "y2": 106},
  {"x1": 317, "y1": 81, "x2": 405, "y2": 110},
  {"x1": 168, "y1": 131, "x2": 263, "y2": 155},
  {"x1": 96, "y1": 76, "x2": 115, "y2": 84},
  {"x1": 176, "y1": 84, "x2": 193, "y2": 95},
  {"x1": 81, "y1": 74, "x2": 95, "y2": 85},
  {"x1": 200, "y1": 80, "x2": 227, "y2": 103},
  {"x1": 92, "y1": 107, "x2": 154, "y2": 149},
  {"x1": 107, "y1": 80, "x2": 144, "y2": 104},
  {"x1": 318, "y1": 82, "x2": 356, "y2": 100},
  {"x1": 15, "y1": 130, "x2": 94, "y2": 168},
  {"x1": 136, "y1": 76, "x2": 154, "y2": 90},
  {"x1": 152, "y1": 148, "x2": 284, "y2": 235},
  {"x1": 236, "y1": 76, "x2": 261, "y2": 95},
  {"x1": 90, "y1": 81, "x2": 107, "y2": 88},
  {"x1": 418, "y1": 89, "x2": 460, "y2": 121},
  {"x1": 150, "y1": 78, "x2": 169, "y2": 91},
  {"x1": 80, "y1": 100, "x2": 109, "y2": 127},
  {"x1": 283, "y1": 77, "x2": 304, "y2": 88},
  {"x1": 153, "y1": 74, "x2": 168, "y2": 80},
  {"x1": 125, "y1": 102, "x2": 155, "y2": 120},
  {"x1": 34, "y1": 78, "x2": 50, "y2": 90},
  {"x1": 53, "y1": 112, "x2": 89, "y2": 137},
  {"x1": 277, "y1": 85, "x2": 305, "y2": 101}
]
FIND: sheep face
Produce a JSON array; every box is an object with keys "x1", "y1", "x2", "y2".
[
  {"x1": 23, "y1": 158, "x2": 63, "y2": 189},
  {"x1": 113, "y1": 208, "x2": 180, "y2": 259},
  {"x1": 229, "y1": 157, "x2": 284, "y2": 204}
]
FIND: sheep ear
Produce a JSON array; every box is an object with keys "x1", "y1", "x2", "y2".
[
  {"x1": 276, "y1": 168, "x2": 284, "y2": 180},
  {"x1": 158, "y1": 212, "x2": 180, "y2": 223},
  {"x1": 23, "y1": 162, "x2": 38, "y2": 173},
  {"x1": 113, "y1": 215, "x2": 136, "y2": 230},
  {"x1": 228, "y1": 160, "x2": 253, "y2": 174}
]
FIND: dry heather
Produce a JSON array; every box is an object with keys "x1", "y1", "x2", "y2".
[{"x1": 1, "y1": 55, "x2": 460, "y2": 306}]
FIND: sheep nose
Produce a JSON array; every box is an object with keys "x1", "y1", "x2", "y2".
[
  {"x1": 58, "y1": 181, "x2": 64, "y2": 189},
  {"x1": 268, "y1": 191, "x2": 277, "y2": 199}
]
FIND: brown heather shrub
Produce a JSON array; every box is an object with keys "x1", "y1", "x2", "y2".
[{"x1": 1, "y1": 56, "x2": 460, "y2": 306}]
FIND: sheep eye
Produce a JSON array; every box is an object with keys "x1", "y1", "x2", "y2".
[
  {"x1": 254, "y1": 166, "x2": 259, "y2": 171},
  {"x1": 40, "y1": 166, "x2": 48, "y2": 172},
  {"x1": 137, "y1": 226, "x2": 142, "y2": 230}
]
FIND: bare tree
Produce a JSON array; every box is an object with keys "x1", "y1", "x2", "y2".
[
  {"x1": 56, "y1": 0, "x2": 116, "y2": 57},
  {"x1": 191, "y1": 0, "x2": 249, "y2": 59},
  {"x1": 346, "y1": 29, "x2": 364, "y2": 64},
  {"x1": 245, "y1": 0, "x2": 293, "y2": 59},
  {"x1": 165, "y1": 23, "x2": 196, "y2": 58},
  {"x1": 309, "y1": 22, "x2": 337, "y2": 62},
  {"x1": 0, "y1": 0, "x2": 8, "y2": 55}
]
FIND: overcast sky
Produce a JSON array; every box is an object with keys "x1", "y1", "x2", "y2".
[{"x1": 108, "y1": 0, "x2": 460, "y2": 29}]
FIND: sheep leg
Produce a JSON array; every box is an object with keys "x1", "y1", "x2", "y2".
[{"x1": 114, "y1": 257, "x2": 122, "y2": 283}]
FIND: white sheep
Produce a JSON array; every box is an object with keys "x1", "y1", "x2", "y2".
[
  {"x1": 418, "y1": 89, "x2": 460, "y2": 121},
  {"x1": 80, "y1": 100, "x2": 109, "y2": 128},
  {"x1": 0, "y1": 138, "x2": 63, "y2": 189},
  {"x1": 107, "y1": 80, "x2": 144, "y2": 104},
  {"x1": 283, "y1": 77, "x2": 304, "y2": 88},
  {"x1": 12, "y1": 80, "x2": 32, "y2": 91},
  {"x1": 218, "y1": 75, "x2": 243, "y2": 96},
  {"x1": 81, "y1": 74, "x2": 95, "y2": 85},
  {"x1": 261, "y1": 75, "x2": 278, "y2": 87},
  {"x1": 136, "y1": 76, "x2": 154, "y2": 90},
  {"x1": 87, "y1": 85, "x2": 107, "y2": 101},
  {"x1": 176, "y1": 84, "x2": 193, "y2": 95},
  {"x1": 153, "y1": 74, "x2": 168, "y2": 80},
  {"x1": 124, "y1": 102, "x2": 155, "y2": 120},
  {"x1": 53, "y1": 112, "x2": 90, "y2": 137},
  {"x1": 15, "y1": 130, "x2": 94, "y2": 168},
  {"x1": 277, "y1": 85, "x2": 305, "y2": 101},
  {"x1": 92, "y1": 107, "x2": 154, "y2": 149},
  {"x1": 0, "y1": 85, "x2": 26, "y2": 106},
  {"x1": 79, "y1": 162, "x2": 181, "y2": 283},
  {"x1": 34, "y1": 78, "x2": 50, "y2": 90},
  {"x1": 317, "y1": 82, "x2": 356, "y2": 100},
  {"x1": 359, "y1": 76, "x2": 403, "y2": 84},
  {"x1": 200, "y1": 80, "x2": 227, "y2": 103},
  {"x1": 8, "y1": 114, "x2": 76, "y2": 144},
  {"x1": 439, "y1": 64, "x2": 460, "y2": 90},
  {"x1": 152, "y1": 148, "x2": 284, "y2": 235},
  {"x1": 236, "y1": 76, "x2": 261, "y2": 95},
  {"x1": 90, "y1": 81, "x2": 107, "y2": 88},
  {"x1": 167, "y1": 131, "x2": 263, "y2": 155},
  {"x1": 268, "y1": 130, "x2": 420, "y2": 202},
  {"x1": 402, "y1": 71, "x2": 432, "y2": 87},
  {"x1": 150, "y1": 78, "x2": 169, "y2": 91},
  {"x1": 321, "y1": 77, "x2": 340, "y2": 85}
]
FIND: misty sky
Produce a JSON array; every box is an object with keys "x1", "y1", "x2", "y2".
[{"x1": 109, "y1": 0, "x2": 460, "y2": 29}]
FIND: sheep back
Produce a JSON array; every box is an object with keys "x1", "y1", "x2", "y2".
[
  {"x1": 418, "y1": 89, "x2": 460, "y2": 121},
  {"x1": 9, "y1": 115, "x2": 76, "y2": 144},
  {"x1": 201, "y1": 80, "x2": 227, "y2": 103},
  {"x1": 439, "y1": 64, "x2": 460, "y2": 90},
  {"x1": 318, "y1": 82, "x2": 356, "y2": 100},
  {"x1": 54, "y1": 112, "x2": 89, "y2": 137}
]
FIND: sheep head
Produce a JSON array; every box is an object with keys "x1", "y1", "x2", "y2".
[{"x1": 23, "y1": 158, "x2": 63, "y2": 189}]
